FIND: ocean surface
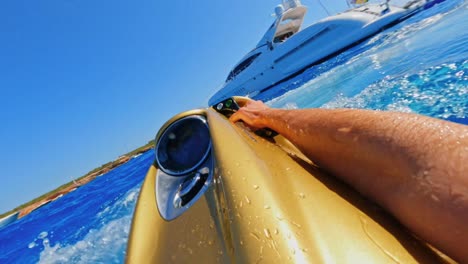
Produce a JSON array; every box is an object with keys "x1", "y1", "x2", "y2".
[{"x1": 1, "y1": 0, "x2": 466, "y2": 263}]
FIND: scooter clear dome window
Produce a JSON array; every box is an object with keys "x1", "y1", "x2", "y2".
[{"x1": 156, "y1": 116, "x2": 210, "y2": 175}]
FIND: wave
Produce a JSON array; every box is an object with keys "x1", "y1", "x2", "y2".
[
  {"x1": 36, "y1": 186, "x2": 141, "y2": 264},
  {"x1": 322, "y1": 60, "x2": 468, "y2": 122}
]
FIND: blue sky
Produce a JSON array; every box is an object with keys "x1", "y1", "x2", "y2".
[{"x1": 0, "y1": 0, "x2": 348, "y2": 213}]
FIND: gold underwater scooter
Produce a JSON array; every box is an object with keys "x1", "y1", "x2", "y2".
[{"x1": 126, "y1": 97, "x2": 450, "y2": 263}]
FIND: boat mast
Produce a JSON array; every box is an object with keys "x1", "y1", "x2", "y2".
[{"x1": 315, "y1": 0, "x2": 331, "y2": 15}]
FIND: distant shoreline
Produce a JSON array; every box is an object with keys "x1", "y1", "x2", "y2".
[{"x1": 0, "y1": 141, "x2": 154, "y2": 220}]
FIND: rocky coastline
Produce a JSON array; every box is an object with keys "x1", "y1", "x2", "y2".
[{"x1": 3, "y1": 144, "x2": 153, "y2": 220}]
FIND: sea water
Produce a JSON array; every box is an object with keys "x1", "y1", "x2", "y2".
[
  {"x1": 0, "y1": 151, "x2": 154, "y2": 264},
  {"x1": 0, "y1": 0, "x2": 466, "y2": 263}
]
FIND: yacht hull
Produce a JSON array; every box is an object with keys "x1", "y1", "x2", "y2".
[{"x1": 208, "y1": 2, "x2": 437, "y2": 105}]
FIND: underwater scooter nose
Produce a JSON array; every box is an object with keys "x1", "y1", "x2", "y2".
[{"x1": 154, "y1": 112, "x2": 214, "y2": 221}]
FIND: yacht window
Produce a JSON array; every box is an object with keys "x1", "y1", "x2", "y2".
[{"x1": 226, "y1": 53, "x2": 261, "y2": 81}]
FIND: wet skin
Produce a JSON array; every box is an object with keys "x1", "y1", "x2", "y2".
[{"x1": 230, "y1": 100, "x2": 468, "y2": 263}]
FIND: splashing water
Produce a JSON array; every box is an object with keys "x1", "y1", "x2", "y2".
[
  {"x1": 262, "y1": 0, "x2": 468, "y2": 125},
  {"x1": 0, "y1": 150, "x2": 153, "y2": 264}
]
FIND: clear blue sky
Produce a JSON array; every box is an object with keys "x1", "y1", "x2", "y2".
[{"x1": 0, "y1": 0, "x2": 348, "y2": 213}]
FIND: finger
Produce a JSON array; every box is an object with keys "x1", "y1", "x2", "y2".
[
  {"x1": 229, "y1": 111, "x2": 242, "y2": 123},
  {"x1": 230, "y1": 114, "x2": 258, "y2": 131}
]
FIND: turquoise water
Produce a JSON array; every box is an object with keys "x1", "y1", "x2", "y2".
[{"x1": 0, "y1": 0, "x2": 467, "y2": 263}]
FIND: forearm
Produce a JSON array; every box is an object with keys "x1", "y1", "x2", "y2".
[{"x1": 259, "y1": 108, "x2": 468, "y2": 262}]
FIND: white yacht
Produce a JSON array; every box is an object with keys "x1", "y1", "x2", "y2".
[{"x1": 209, "y1": 0, "x2": 431, "y2": 105}]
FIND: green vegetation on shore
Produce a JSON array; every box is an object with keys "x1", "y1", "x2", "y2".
[{"x1": 0, "y1": 140, "x2": 155, "y2": 219}]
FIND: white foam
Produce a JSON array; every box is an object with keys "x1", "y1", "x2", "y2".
[
  {"x1": 37, "y1": 187, "x2": 140, "y2": 264},
  {"x1": 38, "y1": 216, "x2": 131, "y2": 264},
  {"x1": 322, "y1": 61, "x2": 468, "y2": 120}
]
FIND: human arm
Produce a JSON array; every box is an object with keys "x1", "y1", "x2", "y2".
[{"x1": 229, "y1": 100, "x2": 468, "y2": 262}]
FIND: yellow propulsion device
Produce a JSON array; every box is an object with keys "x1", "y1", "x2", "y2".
[{"x1": 126, "y1": 97, "x2": 450, "y2": 263}]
